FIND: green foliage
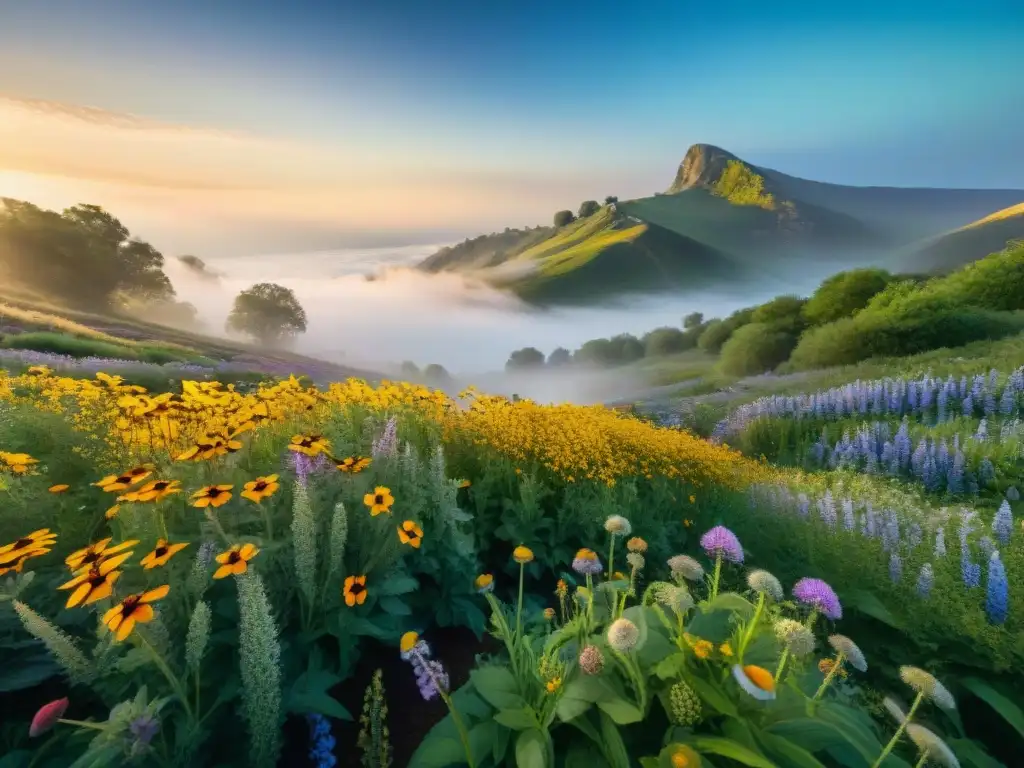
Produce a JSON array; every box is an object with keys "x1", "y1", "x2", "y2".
[
  {"x1": 682, "y1": 312, "x2": 704, "y2": 330},
  {"x1": 803, "y1": 269, "x2": 892, "y2": 326},
  {"x1": 711, "y1": 161, "x2": 776, "y2": 210},
  {"x1": 506, "y1": 347, "x2": 546, "y2": 371},
  {"x1": 358, "y1": 669, "x2": 394, "y2": 767},
  {"x1": 718, "y1": 323, "x2": 800, "y2": 376},
  {"x1": 578, "y1": 201, "x2": 601, "y2": 219},
  {"x1": 641, "y1": 327, "x2": 692, "y2": 358},
  {"x1": 698, "y1": 308, "x2": 755, "y2": 353},
  {"x1": 574, "y1": 335, "x2": 644, "y2": 367},
  {"x1": 751, "y1": 295, "x2": 807, "y2": 334},
  {"x1": 928, "y1": 241, "x2": 1024, "y2": 311},
  {"x1": 547, "y1": 348, "x2": 571, "y2": 367},
  {"x1": 423, "y1": 363, "x2": 453, "y2": 386},
  {"x1": 0, "y1": 199, "x2": 175, "y2": 311},
  {"x1": 226, "y1": 283, "x2": 308, "y2": 345},
  {"x1": 0, "y1": 331, "x2": 206, "y2": 365},
  {"x1": 554, "y1": 210, "x2": 576, "y2": 227}
]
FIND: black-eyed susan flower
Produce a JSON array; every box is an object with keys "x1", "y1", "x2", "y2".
[
  {"x1": 191, "y1": 485, "x2": 233, "y2": 509},
  {"x1": 58, "y1": 552, "x2": 132, "y2": 608},
  {"x1": 475, "y1": 573, "x2": 494, "y2": 594},
  {"x1": 175, "y1": 437, "x2": 219, "y2": 462},
  {"x1": 48, "y1": 484, "x2": 70, "y2": 494},
  {"x1": 0, "y1": 452, "x2": 38, "y2": 474},
  {"x1": 512, "y1": 545, "x2": 534, "y2": 564},
  {"x1": 102, "y1": 585, "x2": 169, "y2": 642},
  {"x1": 363, "y1": 487, "x2": 394, "y2": 516},
  {"x1": 343, "y1": 575, "x2": 368, "y2": 607},
  {"x1": 289, "y1": 434, "x2": 330, "y2": 457},
  {"x1": 213, "y1": 543, "x2": 259, "y2": 579},
  {"x1": 0, "y1": 529, "x2": 57, "y2": 558},
  {"x1": 397, "y1": 521, "x2": 423, "y2": 548},
  {"x1": 140, "y1": 539, "x2": 189, "y2": 570},
  {"x1": 732, "y1": 664, "x2": 776, "y2": 701},
  {"x1": 65, "y1": 538, "x2": 138, "y2": 572},
  {"x1": 119, "y1": 479, "x2": 182, "y2": 503},
  {"x1": 241, "y1": 475, "x2": 279, "y2": 503},
  {"x1": 0, "y1": 548, "x2": 50, "y2": 576},
  {"x1": 94, "y1": 466, "x2": 152, "y2": 492},
  {"x1": 26, "y1": 365, "x2": 51, "y2": 377},
  {"x1": 336, "y1": 457, "x2": 371, "y2": 474}
]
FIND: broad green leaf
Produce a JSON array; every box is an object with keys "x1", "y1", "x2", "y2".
[
  {"x1": 844, "y1": 590, "x2": 904, "y2": 630},
  {"x1": 596, "y1": 696, "x2": 643, "y2": 725},
  {"x1": 653, "y1": 652, "x2": 687, "y2": 680},
  {"x1": 0, "y1": 659, "x2": 58, "y2": 692},
  {"x1": 636, "y1": 630, "x2": 676, "y2": 670},
  {"x1": 686, "y1": 675, "x2": 738, "y2": 717},
  {"x1": 708, "y1": 592, "x2": 755, "y2": 617},
  {"x1": 686, "y1": 607, "x2": 734, "y2": 643},
  {"x1": 757, "y1": 732, "x2": 826, "y2": 768},
  {"x1": 691, "y1": 736, "x2": 777, "y2": 768},
  {"x1": 409, "y1": 735, "x2": 466, "y2": 768},
  {"x1": 557, "y1": 675, "x2": 608, "y2": 722},
  {"x1": 378, "y1": 595, "x2": 412, "y2": 616},
  {"x1": 515, "y1": 729, "x2": 548, "y2": 768},
  {"x1": 470, "y1": 666, "x2": 525, "y2": 710},
  {"x1": 566, "y1": 744, "x2": 611, "y2": 768},
  {"x1": 598, "y1": 709, "x2": 631, "y2": 768},
  {"x1": 346, "y1": 617, "x2": 392, "y2": 639},
  {"x1": 947, "y1": 737, "x2": 1006, "y2": 768},
  {"x1": 960, "y1": 677, "x2": 1024, "y2": 742},
  {"x1": 378, "y1": 575, "x2": 419, "y2": 596},
  {"x1": 816, "y1": 704, "x2": 885, "y2": 764},
  {"x1": 639, "y1": 760, "x2": 659, "y2": 768},
  {"x1": 468, "y1": 721, "x2": 499, "y2": 766},
  {"x1": 495, "y1": 707, "x2": 538, "y2": 731},
  {"x1": 766, "y1": 719, "x2": 849, "y2": 753}
]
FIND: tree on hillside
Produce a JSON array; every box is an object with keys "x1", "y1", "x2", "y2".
[
  {"x1": 0, "y1": 198, "x2": 176, "y2": 310},
  {"x1": 553, "y1": 210, "x2": 576, "y2": 227},
  {"x1": 697, "y1": 307, "x2": 755, "y2": 353},
  {"x1": 682, "y1": 312, "x2": 704, "y2": 330},
  {"x1": 718, "y1": 322, "x2": 799, "y2": 376},
  {"x1": 751, "y1": 295, "x2": 807, "y2": 334},
  {"x1": 547, "y1": 347, "x2": 571, "y2": 366},
  {"x1": 226, "y1": 283, "x2": 308, "y2": 345},
  {"x1": 803, "y1": 268, "x2": 892, "y2": 326},
  {"x1": 578, "y1": 200, "x2": 601, "y2": 218},
  {"x1": 506, "y1": 347, "x2": 546, "y2": 371},
  {"x1": 641, "y1": 327, "x2": 690, "y2": 357},
  {"x1": 604, "y1": 196, "x2": 619, "y2": 205}
]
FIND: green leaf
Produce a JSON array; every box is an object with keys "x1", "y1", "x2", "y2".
[
  {"x1": 598, "y1": 709, "x2": 631, "y2": 768},
  {"x1": 766, "y1": 719, "x2": 849, "y2": 753},
  {"x1": 409, "y1": 735, "x2": 466, "y2": 768},
  {"x1": 653, "y1": 652, "x2": 687, "y2": 681},
  {"x1": 378, "y1": 595, "x2": 412, "y2": 615},
  {"x1": 757, "y1": 732, "x2": 827, "y2": 768},
  {"x1": 494, "y1": 707, "x2": 537, "y2": 731},
  {"x1": 708, "y1": 592, "x2": 755, "y2": 617},
  {"x1": 378, "y1": 575, "x2": 419, "y2": 596},
  {"x1": 960, "y1": 677, "x2": 1024, "y2": 742},
  {"x1": 470, "y1": 666, "x2": 525, "y2": 710},
  {"x1": 686, "y1": 607, "x2": 734, "y2": 643},
  {"x1": 515, "y1": 729, "x2": 548, "y2": 768},
  {"x1": 691, "y1": 736, "x2": 777, "y2": 768},
  {"x1": 686, "y1": 675, "x2": 738, "y2": 717},
  {"x1": 0, "y1": 658, "x2": 58, "y2": 692},
  {"x1": 639, "y1": 760, "x2": 660, "y2": 768},
  {"x1": 844, "y1": 590, "x2": 904, "y2": 630},
  {"x1": 947, "y1": 737, "x2": 1006, "y2": 768},
  {"x1": 556, "y1": 675, "x2": 607, "y2": 722},
  {"x1": 636, "y1": 630, "x2": 676, "y2": 671},
  {"x1": 596, "y1": 696, "x2": 643, "y2": 725},
  {"x1": 468, "y1": 721, "x2": 499, "y2": 765},
  {"x1": 346, "y1": 617, "x2": 392, "y2": 639}
]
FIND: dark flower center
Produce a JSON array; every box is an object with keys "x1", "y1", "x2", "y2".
[
  {"x1": 87, "y1": 570, "x2": 106, "y2": 587},
  {"x1": 153, "y1": 482, "x2": 170, "y2": 491},
  {"x1": 208, "y1": 488, "x2": 224, "y2": 498},
  {"x1": 374, "y1": 495, "x2": 384, "y2": 504},
  {"x1": 154, "y1": 546, "x2": 168, "y2": 558},
  {"x1": 227, "y1": 551, "x2": 241, "y2": 564},
  {"x1": 120, "y1": 595, "x2": 141, "y2": 617},
  {"x1": 81, "y1": 551, "x2": 102, "y2": 566},
  {"x1": 349, "y1": 583, "x2": 366, "y2": 596},
  {"x1": 253, "y1": 482, "x2": 267, "y2": 491},
  {"x1": 13, "y1": 537, "x2": 32, "y2": 549}
]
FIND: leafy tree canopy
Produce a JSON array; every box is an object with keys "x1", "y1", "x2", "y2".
[
  {"x1": 577, "y1": 200, "x2": 601, "y2": 218},
  {"x1": 226, "y1": 283, "x2": 308, "y2": 345},
  {"x1": 802, "y1": 268, "x2": 892, "y2": 326},
  {"x1": 506, "y1": 347, "x2": 546, "y2": 371},
  {"x1": 553, "y1": 210, "x2": 576, "y2": 227},
  {"x1": 682, "y1": 311, "x2": 704, "y2": 330},
  {"x1": 547, "y1": 347, "x2": 571, "y2": 366}
]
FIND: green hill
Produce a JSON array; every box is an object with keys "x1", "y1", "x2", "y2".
[
  {"x1": 416, "y1": 143, "x2": 1024, "y2": 305},
  {"x1": 898, "y1": 202, "x2": 1024, "y2": 273}
]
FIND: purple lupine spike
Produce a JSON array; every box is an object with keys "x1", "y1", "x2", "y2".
[
  {"x1": 986, "y1": 552, "x2": 1009, "y2": 625},
  {"x1": 992, "y1": 501, "x2": 1013, "y2": 545}
]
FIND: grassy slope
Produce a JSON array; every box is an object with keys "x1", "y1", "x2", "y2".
[{"x1": 898, "y1": 202, "x2": 1024, "y2": 273}]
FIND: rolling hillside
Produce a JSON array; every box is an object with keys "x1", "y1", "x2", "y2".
[
  {"x1": 898, "y1": 202, "x2": 1024, "y2": 273},
  {"x1": 416, "y1": 143, "x2": 1024, "y2": 305}
]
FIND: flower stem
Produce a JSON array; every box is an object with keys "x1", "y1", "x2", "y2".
[
  {"x1": 872, "y1": 692, "x2": 924, "y2": 768},
  {"x1": 774, "y1": 648, "x2": 791, "y2": 683},
  {"x1": 139, "y1": 633, "x2": 194, "y2": 721},
  {"x1": 710, "y1": 554, "x2": 723, "y2": 601},
  {"x1": 913, "y1": 755, "x2": 927, "y2": 768},
  {"x1": 813, "y1": 653, "x2": 846, "y2": 700},
  {"x1": 439, "y1": 688, "x2": 476, "y2": 768},
  {"x1": 607, "y1": 534, "x2": 615, "y2": 581},
  {"x1": 738, "y1": 593, "x2": 765, "y2": 663},
  {"x1": 56, "y1": 718, "x2": 110, "y2": 732},
  {"x1": 515, "y1": 563, "x2": 525, "y2": 642}
]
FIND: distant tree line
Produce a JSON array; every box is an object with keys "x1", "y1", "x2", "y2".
[
  {"x1": 551, "y1": 196, "x2": 621, "y2": 228},
  {"x1": 505, "y1": 246, "x2": 1024, "y2": 375}
]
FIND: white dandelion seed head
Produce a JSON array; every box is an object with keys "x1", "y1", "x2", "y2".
[
  {"x1": 667, "y1": 555, "x2": 704, "y2": 582},
  {"x1": 828, "y1": 634, "x2": 867, "y2": 673},
  {"x1": 747, "y1": 570, "x2": 783, "y2": 601},
  {"x1": 604, "y1": 515, "x2": 632, "y2": 536},
  {"x1": 626, "y1": 552, "x2": 645, "y2": 571},
  {"x1": 907, "y1": 724, "x2": 961, "y2": 768},
  {"x1": 773, "y1": 618, "x2": 815, "y2": 657},
  {"x1": 899, "y1": 666, "x2": 956, "y2": 710},
  {"x1": 883, "y1": 696, "x2": 906, "y2": 725},
  {"x1": 606, "y1": 618, "x2": 640, "y2": 652}
]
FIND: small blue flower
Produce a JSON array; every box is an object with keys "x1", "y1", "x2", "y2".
[
  {"x1": 985, "y1": 552, "x2": 1009, "y2": 625},
  {"x1": 307, "y1": 713, "x2": 337, "y2": 768}
]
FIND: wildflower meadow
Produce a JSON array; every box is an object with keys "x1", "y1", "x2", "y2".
[{"x1": 0, "y1": 363, "x2": 1020, "y2": 767}]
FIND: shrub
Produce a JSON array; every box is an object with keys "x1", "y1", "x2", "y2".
[
  {"x1": 803, "y1": 268, "x2": 892, "y2": 325},
  {"x1": 553, "y1": 210, "x2": 575, "y2": 227},
  {"x1": 546, "y1": 347, "x2": 570, "y2": 366},
  {"x1": 718, "y1": 322, "x2": 799, "y2": 376},
  {"x1": 2, "y1": 332, "x2": 139, "y2": 360},
  {"x1": 751, "y1": 295, "x2": 807, "y2": 333},
  {"x1": 697, "y1": 308, "x2": 755, "y2": 353},
  {"x1": 928, "y1": 242, "x2": 1024, "y2": 311},
  {"x1": 577, "y1": 200, "x2": 601, "y2": 218},
  {"x1": 505, "y1": 347, "x2": 545, "y2": 371},
  {"x1": 641, "y1": 327, "x2": 691, "y2": 357}
]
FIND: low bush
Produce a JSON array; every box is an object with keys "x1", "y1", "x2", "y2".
[{"x1": 718, "y1": 322, "x2": 799, "y2": 376}]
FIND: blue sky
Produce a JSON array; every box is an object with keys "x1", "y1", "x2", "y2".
[{"x1": 1, "y1": 0, "x2": 1023, "y2": 252}]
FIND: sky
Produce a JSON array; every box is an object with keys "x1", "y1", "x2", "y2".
[{"x1": 2, "y1": 0, "x2": 1024, "y2": 258}]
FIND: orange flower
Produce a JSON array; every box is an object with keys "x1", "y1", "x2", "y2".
[
  {"x1": 363, "y1": 487, "x2": 394, "y2": 516},
  {"x1": 139, "y1": 539, "x2": 189, "y2": 570},
  {"x1": 119, "y1": 479, "x2": 182, "y2": 503},
  {"x1": 191, "y1": 485, "x2": 233, "y2": 508},
  {"x1": 65, "y1": 538, "x2": 138, "y2": 572},
  {"x1": 102, "y1": 585, "x2": 170, "y2": 641},
  {"x1": 48, "y1": 484, "x2": 70, "y2": 494},
  {"x1": 289, "y1": 434, "x2": 330, "y2": 457},
  {"x1": 0, "y1": 548, "x2": 50, "y2": 576},
  {"x1": 105, "y1": 505, "x2": 121, "y2": 520},
  {"x1": 58, "y1": 553, "x2": 132, "y2": 608},
  {"x1": 241, "y1": 475, "x2": 279, "y2": 503},
  {"x1": 213, "y1": 543, "x2": 259, "y2": 579},
  {"x1": 343, "y1": 575, "x2": 368, "y2": 607},
  {"x1": 94, "y1": 467, "x2": 152, "y2": 492},
  {"x1": 397, "y1": 521, "x2": 424, "y2": 548},
  {"x1": 0, "y1": 529, "x2": 56, "y2": 558},
  {"x1": 336, "y1": 457, "x2": 371, "y2": 474}
]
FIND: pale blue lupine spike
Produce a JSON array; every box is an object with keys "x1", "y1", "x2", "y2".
[
  {"x1": 916, "y1": 563, "x2": 933, "y2": 598},
  {"x1": 979, "y1": 535, "x2": 996, "y2": 560},
  {"x1": 962, "y1": 394, "x2": 974, "y2": 417},
  {"x1": 937, "y1": 385, "x2": 948, "y2": 422},
  {"x1": 889, "y1": 552, "x2": 903, "y2": 583},
  {"x1": 992, "y1": 501, "x2": 1013, "y2": 545},
  {"x1": 908, "y1": 522, "x2": 923, "y2": 550},
  {"x1": 934, "y1": 527, "x2": 946, "y2": 558},
  {"x1": 978, "y1": 457, "x2": 995, "y2": 488},
  {"x1": 985, "y1": 552, "x2": 1009, "y2": 625},
  {"x1": 1007, "y1": 486, "x2": 1020, "y2": 502}
]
